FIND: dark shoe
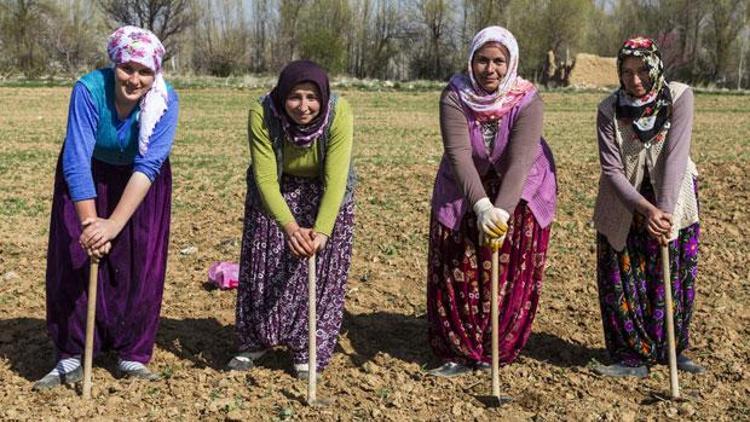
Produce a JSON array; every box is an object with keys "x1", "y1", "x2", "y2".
[
  {"x1": 32, "y1": 366, "x2": 83, "y2": 391},
  {"x1": 118, "y1": 366, "x2": 161, "y2": 381},
  {"x1": 227, "y1": 353, "x2": 256, "y2": 371},
  {"x1": 475, "y1": 362, "x2": 491, "y2": 372},
  {"x1": 427, "y1": 362, "x2": 472, "y2": 378},
  {"x1": 677, "y1": 355, "x2": 705, "y2": 374},
  {"x1": 593, "y1": 362, "x2": 648, "y2": 378}
]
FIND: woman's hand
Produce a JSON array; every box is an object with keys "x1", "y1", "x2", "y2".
[
  {"x1": 645, "y1": 206, "x2": 672, "y2": 243},
  {"x1": 84, "y1": 241, "x2": 112, "y2": 259},
  {"x1": 473, "y1": 198, "x2": 509, "y2": 238},
  {"x1": 479, "y1": 231, "x2": 505, "y2": 250},
  {"x1": 312, "y1": 232, "x2": 329, "y2": 252},
  {"x1": 283, "y1": 222, "x2": 316, "y2": 257},
  {"x1": 80, "y1": 217, "x2": 124, "y2": 250}
]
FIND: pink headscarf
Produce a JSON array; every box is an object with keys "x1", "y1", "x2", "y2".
[
  {"x1": 106, "y1": 25, "x2": 169, "y2": 156},
  {"x1": 449, "y1": 26, "x2": 534, "y2": 123}
]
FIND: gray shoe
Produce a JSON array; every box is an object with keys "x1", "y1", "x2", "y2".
[
  {"x1": 118, "y1": 366, "x2": 161, "y2": 381},
  {"x1": 677, "y1": 355, "x2": 705, "y2": 374},
  {"x1": 32, "y1": 366, "x2": 83, "y2": 391},
  {"x1": 427, "y1": 362, "x2": 473, "y2": 378},
  {"x1": 475, "y1": 362, "x2": 491, "y2": 372},
  {"x1": 227, "y1": 353, "x2": 256, "y2": 371},
  {"x1": 294, "y1": 369, "x2": 322, "y2": 381},
  {"x1": 593, "y1": 362, "x2": 648, "y2": 378}
]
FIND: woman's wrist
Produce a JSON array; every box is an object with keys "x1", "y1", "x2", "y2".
[
  {"x1": 635, "y1": 198, "x2": 656, "y2": 216},
  {"x1": 473, "y1": 197, "x2": 493, "y2": 214},
  {"x1": 283, "y1": 221, "x2": 300, "y2": 237},
  {"x1": 109, "y1": 216, "x2": 127, "y2": 235},
  {"x1": 74, "y1": 199, "x2": 98, "y2": 225}
]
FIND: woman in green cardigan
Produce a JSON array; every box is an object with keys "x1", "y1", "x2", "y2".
[{"x1": 229, "y1": 60, "x2": 355, "y2": 380}]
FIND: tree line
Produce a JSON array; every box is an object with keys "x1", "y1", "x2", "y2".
[{"x1": 1, "y1": 0, "x2": 749, "y2": 88}]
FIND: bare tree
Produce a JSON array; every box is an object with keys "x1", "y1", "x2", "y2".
[
  {"x1": 297, "y1": 0, "x2": 351, "y2": 73},
  {"x1": 349, "y1": 0, "x2": 405, "y2": 79},
  {"x1": 348, "y1": 0, "x2": 372, "y2": 77},
  {"x1": 682, "y1": 0, "x2": 709, "y2": 80},
  {"x1": 98, "y1": 0, "x2": 197, "y2": 59},
  {"x1": 0, "y1": 0, "x2": 58, "y2": 77},
  {"x1": 419, "y1": 0, "x2": 451, "y2": 79},
  {"x1": 463, "y1": 0, "x2": 511, "y2": 39},
  {"x1": 252, "y1": 0, "x2": 269, "y2": 72},
  {"x1": 46, "y1": 0, "x2": 105, "y2": 75},
  {"x1": 509, "y1": 0, "x2": 591, "y2": 80},
  {"x1": 274, "y1": 0, "x2": 307, "y2": 67},
  {"x1": 367, "y1": 0, "x2": 405, "y2": 78},
  {"x1": 189, "y1": 0, "x2": 251, "y2": 76},
  {"x1": 706, "y1": 0, "x2": 749, "y2": 83}
]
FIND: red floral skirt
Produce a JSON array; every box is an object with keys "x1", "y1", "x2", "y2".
[{"x1": 426, "y1": 201, "x2": 551, "y2": 366}]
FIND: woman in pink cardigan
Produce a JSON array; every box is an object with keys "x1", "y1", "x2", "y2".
[{"x1": 426, "y1": 26, "x2": 557, "y2": 377}]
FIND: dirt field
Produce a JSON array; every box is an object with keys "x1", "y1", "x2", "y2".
[{"x1": 0, "y1": 87, "x2": 748, "y2": 421}]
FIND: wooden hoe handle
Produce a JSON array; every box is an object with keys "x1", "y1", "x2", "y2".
[
  {"x1": 661, "y1": 244, "x2": 680, "y2": 399},
  {"x1": 307, "y1": 254, "x2": 317, "y2": 405},
  {"x1": 82, "y1": 258, "x2": 99, "y2": 399}
]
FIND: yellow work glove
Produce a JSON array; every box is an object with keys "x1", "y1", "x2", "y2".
[{"x1": 479, "y1": 226, "x2": 508, "y2": 251}]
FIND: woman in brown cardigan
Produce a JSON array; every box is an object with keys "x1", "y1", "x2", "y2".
[{"x1": 592, "y1": 37, "x2": 704, "y2": 377}]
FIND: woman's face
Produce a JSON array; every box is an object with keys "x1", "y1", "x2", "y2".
[
  {"x1": 620, "y1": 56, "x2": 651, "y2": 97},
  {"x1": 471, "y1": 42, "x2": 509, "y2": 93},
  {"x1": 284, "y1": 82, "x2": 321, "y2": 125},
  {"x1": 114, "y1": 61, "x2": 155, "y2": 105}
]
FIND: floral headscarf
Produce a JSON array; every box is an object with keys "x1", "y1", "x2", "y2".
[
  {"x1": 106, "y1": 25, "x2": 169, "y2": 155},
  {"x1": 449, "y1": 26, "x2": 534, "y2": 123},
  {"x1": 615, "y1": 37, "x2": 672, "y2": 143}
]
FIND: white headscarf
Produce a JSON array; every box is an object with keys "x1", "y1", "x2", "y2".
[{"x1": 449, "y1": 26, "x2": 534, "y2": 122}]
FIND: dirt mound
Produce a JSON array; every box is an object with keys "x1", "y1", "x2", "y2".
[{"x1": 569, "y1": 53, "x2": 618, "y2": 88}]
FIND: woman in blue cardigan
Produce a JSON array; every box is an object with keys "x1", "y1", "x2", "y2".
[{"x1": 34, "y1": 26, "x2": 179, "y2": 390}]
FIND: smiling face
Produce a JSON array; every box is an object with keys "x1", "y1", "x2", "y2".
[
  {"x1": 620, "y1": 56, "x2": 652, "y2": 98},
  {"x1": 284, "y1": 82, "x2": 321, "y2": 125},
  {"x1": 471, "y1": 42, "x2": 509, "y2": 93},
  {"x1": 114, "y1": 61, "x2": 155, "y2": 107}
]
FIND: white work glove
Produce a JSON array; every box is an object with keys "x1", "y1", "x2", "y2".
[{"x1": 473, "y1": 197, "x2": 509, "y2": 247}]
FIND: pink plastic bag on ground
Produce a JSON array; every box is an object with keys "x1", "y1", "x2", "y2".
[{"x1": 207, "y1": 261, "x2": 239, "y2": 290}]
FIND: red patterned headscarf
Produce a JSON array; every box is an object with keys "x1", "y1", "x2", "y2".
[{"x1": 615, "y1": 37, "x2": 673, "y2": 143}]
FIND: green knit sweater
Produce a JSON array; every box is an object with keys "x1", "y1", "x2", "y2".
[{"x1": 248, "y1": 97, "x2": 353, "y2": 236}]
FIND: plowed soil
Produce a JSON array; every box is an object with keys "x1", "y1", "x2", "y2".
[{"x1": 0, "y1": 88, "x2": 748, "y2": 421}]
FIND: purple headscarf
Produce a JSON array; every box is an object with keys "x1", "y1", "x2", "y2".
[{"x1": 268, "y1": 60, "x2": 331, "y2": 148}]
